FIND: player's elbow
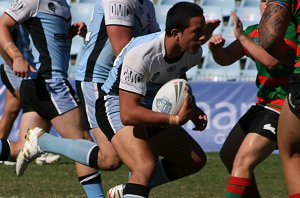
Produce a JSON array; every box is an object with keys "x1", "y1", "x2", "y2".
[
  {"x1": 120, "y1": 111, "x2": 134, "y2": 126},
  {"x1": 260, "y1": 41, "x2": 272, "y2": 51}
]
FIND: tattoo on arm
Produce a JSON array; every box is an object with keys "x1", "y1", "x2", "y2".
[
  {"x1": 259, "y1": 3, "x2": 290, "y2": 49},
  {"x1": 4, "y1": 43, "x2": 23, "y2": 60}
]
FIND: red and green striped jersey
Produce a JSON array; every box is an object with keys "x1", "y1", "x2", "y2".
[
  {"x1": 243, "y1": 23, "x2": 297, "y2": 111},
  {"x1": 268, "y1": 0, "x2": 300, "y2": 74}
]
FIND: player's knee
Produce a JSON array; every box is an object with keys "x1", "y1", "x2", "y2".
[
  {"x1": 232, "y1": 155, "x2": 254, "y2": 172},
  {"x1": 98, "y1": 154, "x2": 122, "y2": 171}
]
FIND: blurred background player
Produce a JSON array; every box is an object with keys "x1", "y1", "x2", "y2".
[
  {"x1": 258, "y1": 0, "x2": 300, "y2": 197},
  {"x1": 208, "y1": 1, "x2": 296, "y2": 197},
  {"x1": 0, "y1": 0, "x2": 103, "y2": 197},
  {"x1": 0, "y1": 26, "x2": 60, "y2": 166}
]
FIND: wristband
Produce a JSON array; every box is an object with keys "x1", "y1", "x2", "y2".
[{"x1": 169, "y1": 115, "x2": 179, "y2": 126}]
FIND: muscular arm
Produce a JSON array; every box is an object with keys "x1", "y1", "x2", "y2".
[
  {"x1": 119, "y1": 88, "x2": 194, "y2": 127},
  {"x1": 0, "y1": 14, "x2": 21, "y2": 59},
  {"x1": 0, "y1": 46, "x2": 12, "y2": 66},
  {"x1": 106, "y1": 25, "x2": 133, "y2": 56},
  {"x1": 258, "y1": 3, "x2": 293, "y2": 66},
  {"x1": 0, "y1": 14, "x2": 34, "y2": 78},
  {"x1": 238, "y1": 34, "x2": 280, "y2": 69},
  {"x1": 209, "y1": 38, "x2": 245, "y2": 66},
  {"x1": 119, "y1": 90, "x2": 170, "y2": 126}
]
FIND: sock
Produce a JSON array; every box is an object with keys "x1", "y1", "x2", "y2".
[
  {"x1": 290, "y1": 194, "x2": 300, "y2": 198},
  {"x1": 225, "y1": 176, "x2": 251, "y2": 198},
  {"x1": 38, "y1": 133, "x2": 99, "y2": 168},
  {"x1": 0, "y1": 139, "x2": 10, "y2": 161},
  {"x1": 245, "y1": 175, "x2": 260, "y2": 198},
  {"x1": 123, "y1": 183, "x2": 150, "y2": 198},
  {"x1": 150, "y1": 158, "x2": 181, "y2": 188},
  {"x1": 79, "y1": 172, "x2": 104, "y2": 198}
]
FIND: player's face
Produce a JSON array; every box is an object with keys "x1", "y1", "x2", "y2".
[{"x1": 178, "y1": 16, "x2": 205, "y2": 54}]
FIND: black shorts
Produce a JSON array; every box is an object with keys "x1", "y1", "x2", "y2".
[
  {"x1": 20, "y1": 76, "x2": 79, "y2": 120},
  {"x1": 236, "y1": 105, "x2": 279, "y2": 142},
  {"x1": 287, "y1": 74, "x2": 300, "y2": 119}
]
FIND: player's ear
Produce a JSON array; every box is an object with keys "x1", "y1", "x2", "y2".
[{"x1": 171, "y1": 29, "x2": 181, "y2": 41}]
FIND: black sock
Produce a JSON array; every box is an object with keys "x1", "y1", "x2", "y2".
[
  {"x1": 0, "y1": 139, "x2": 10, "y2": 161},
  {"x1": 78, "y1": 172, "x2": 101, "y2": 184},
  {"x1": 123, "y1": 183, "x2": 150, "y2": 198},
  {"x1": 88, "y1": 146, "x2": 99, "y2": 169}
]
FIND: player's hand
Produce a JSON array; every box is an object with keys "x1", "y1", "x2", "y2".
[
  {"x1": 67, "y1": 22, "x2": 87, "y2": 39},
  {"x1": 200, "y1": 19, "x2": 221, "y2": 44},
  {"x1": 232, "y1": 12, "x2": 244, "y2": 40},
  {"x1": 208, "y1": 34, "x2": 225, "y2": 50},
  {"x1": 177, "y1": 94, "x2": 193, "y2": 125},
  {"x1": 13, "y1": 56, "x2": 36, "y2": 78},
  {"x1": 191, "y1": 107, "x2": 208, "y2": 131}
]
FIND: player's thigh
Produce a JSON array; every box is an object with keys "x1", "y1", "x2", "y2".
[
  {"x1": 280, "y1": 74, "x2": 300, "y2": 155},
  {"x1": 20, "y1": 78, "x2": 84, "y2": 139},
  {"x1": 234, "y1": 133, "x2": 276, "y2": 169},
  {"x1": 222, "y1": 105, "x2": 277, "y2": 164},
  {"x1": 111, "y1": 126, "x2": 156, "y2": 173},
  {"x1": 91, "y1": 127, "x2": 122, "y2": 169},
  {"x1": 51, "y1": 107, "x2": 84, "y2": 139},
  {"x1": 149, "y1": 127, "x2": 205, "y2": 164},
  {"x1": 278, "y1": 102, "x2": 300, "y2": 156},
  {"x1": 92, "y1": 127, "x2": 118, "y2": 156},
  {"x1": 3, "y1": 89, "x2": 21, "y2": 114}
]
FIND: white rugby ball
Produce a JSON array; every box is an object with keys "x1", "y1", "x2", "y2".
[{"x1": 152, "y1": 78, "x2": 190, "y2": 115}]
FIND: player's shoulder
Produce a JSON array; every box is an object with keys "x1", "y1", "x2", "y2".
[{"x1": 126, "y1": 32, "x2": 162, "y2": 59}]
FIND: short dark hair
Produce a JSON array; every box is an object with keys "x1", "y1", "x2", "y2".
[{"x1": 165, "y1": 2, "x2": 204, "y2": 36}]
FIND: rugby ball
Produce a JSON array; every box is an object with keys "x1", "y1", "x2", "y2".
[{"x1": 152, "y1": 78, "x2": 190, "y2": 115}]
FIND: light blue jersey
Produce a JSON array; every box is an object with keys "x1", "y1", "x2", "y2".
[
  {"x1": 6, "y1": 0, "x2": 72, "y2": 79},
  {"x1": 76, "y1": 0, "x2": 160, "y2": 83}
]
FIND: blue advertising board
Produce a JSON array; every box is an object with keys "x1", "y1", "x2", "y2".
[{"x1": 0, "y1": 81, "x2": 257, "y2": 151}]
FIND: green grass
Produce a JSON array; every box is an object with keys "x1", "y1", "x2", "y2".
[{"x1": 0, "y1": 153, "x2": 287, "y2": 197}]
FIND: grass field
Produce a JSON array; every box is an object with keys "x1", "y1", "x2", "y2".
[{"x1": 0, "y1": 152, "x2": 287, "y2": 197}]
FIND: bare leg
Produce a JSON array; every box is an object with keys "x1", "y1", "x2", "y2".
[
  {"x1": 0, "y1": 89, "x2": 21, "y2": 139},
  {"x1": 278, "y1": 102, "x2": 300, "y2": 194},
  {"x1": 231, "y1": 133, "x2": 276, "y2": 178},
  {"x1": 51, "y1": 107, "x2": 99, "y2": 177},
  {"x1": 9, "y1": 111, "x2": 50, "y2": 161},
  {"x1": 111, "y1": 126, "x2": 156, "y2": 186},
  {"x1": 91, "y1": 127, "x2": 122, "y2": 170}
]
